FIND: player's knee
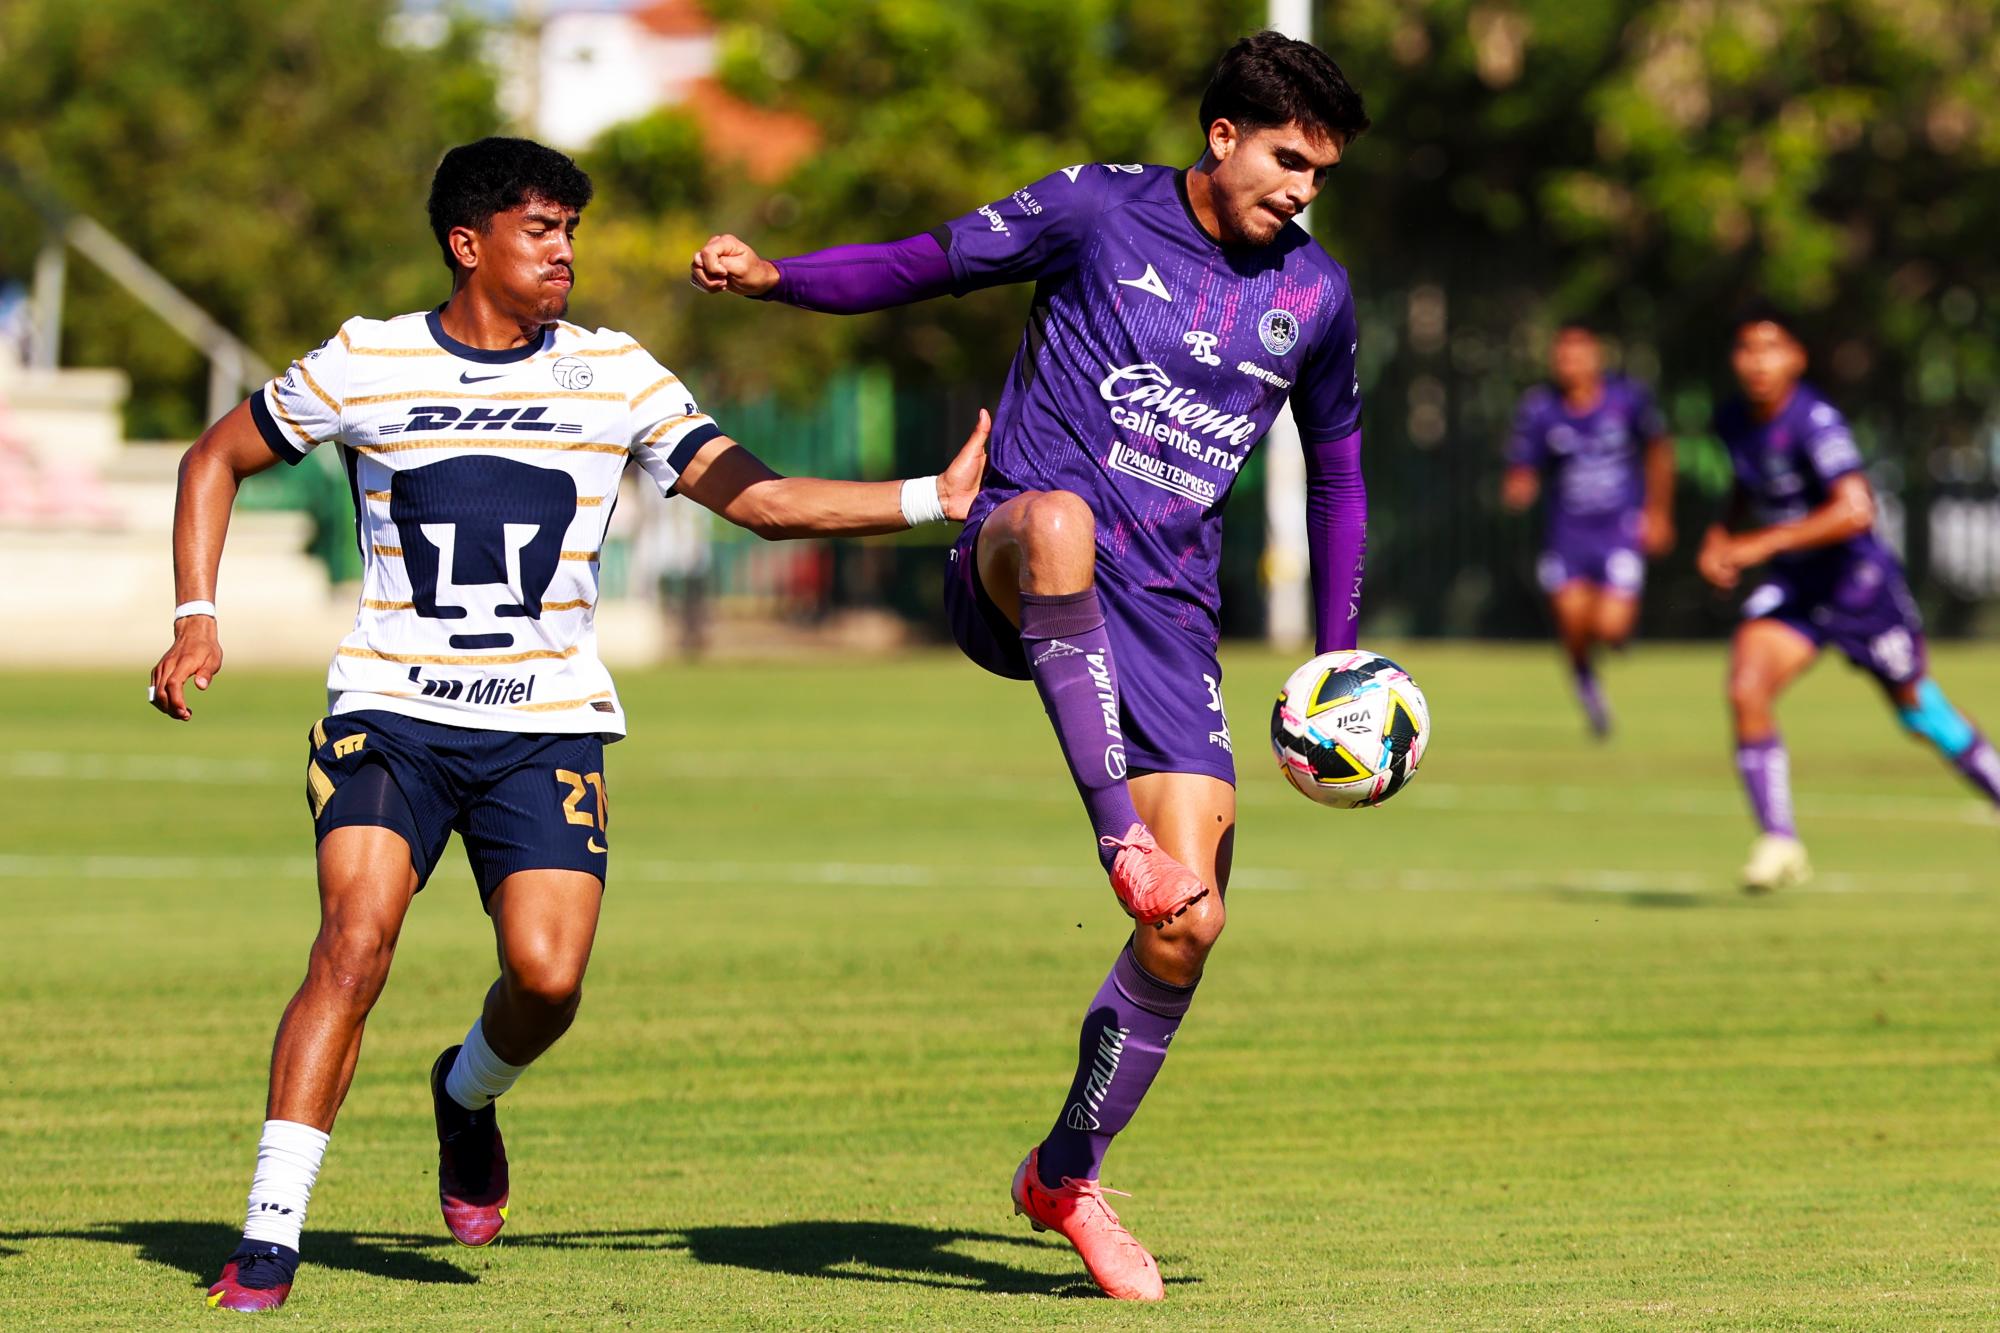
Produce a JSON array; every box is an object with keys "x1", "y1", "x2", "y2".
[
  {"x1": 308, "y1": 921, "x2": 396, "y2": 999},
  {"x1": 1142, "y1": 894, "x2": 1226, "y2": 983},
  {"x1": 1181, "y1": 906, "x2": 1226, "y2": 960},
  {"x1": 1727, "y1": 667, "x2": 1773, "y2": 720},
  {"x1": 503, "y1": 948, "x2": 587, "y2": 1014},
  {"x1": 1016, "y1": 490, "x2": 1096, "y2": 558}
]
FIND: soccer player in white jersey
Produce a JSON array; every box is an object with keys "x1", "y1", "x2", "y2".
[{"x1": 148, "y1": 137, "x2": 987, "y2": 1313}]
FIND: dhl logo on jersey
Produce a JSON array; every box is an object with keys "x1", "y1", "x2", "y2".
[{"x1": 379, "y1": 405, "x2": 585, "y2": 436}]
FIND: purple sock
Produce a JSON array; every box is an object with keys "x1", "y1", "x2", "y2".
[
  {"x1": 1736, "y1": 736, "x2": 1796, "y2": 837},
  {"x1": 1038, "y1": 943, "x2": 1194, "y2": 1187},
  {"x1": 1573, "y1": 662, "x2": 1609, "y2": 735},
  {"x1": 1952, "y1": 733, "x2": 2000, "y2": 806},
  {"x1": 1019, "y1": 589, "x2": 1138, "y2": 869}
]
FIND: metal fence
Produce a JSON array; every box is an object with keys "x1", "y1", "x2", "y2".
[{"x1": 246, "y1": 361, "x2": 1999, "y2": 643}]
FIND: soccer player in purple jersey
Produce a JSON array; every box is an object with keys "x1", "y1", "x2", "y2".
[
  {"x1": 690, "y1": 33, "x2": 1368, "y2": 1301},
  {"x1": 1503, "y1": 322, "x2": 1675, "y2": 736},
  {"x1": 1701, "y1": 309, "x2": 2000, "y2": 892}
]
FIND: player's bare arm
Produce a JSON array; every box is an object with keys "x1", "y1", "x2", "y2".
[
  {"x1": 1704, "y1": 473, "x2": 1874, "y2": 588},
  {"x1": 673, "y1": 409, "x2": 989, "y2": 537},
  {"x1": 1500, "y1": 463, "x2": 1539, "y2": 512},
  {"x1": 148, "y1": 399, "x2": 283, "y2": 721},
  {"x1": 689, "y1": 234, "x2": 779, "y2": 297},
  {"x1": 1641, "y1": 434, "x2": 1677, "y2": 554},
  {"x1": 1698, "y1": 486, "x2": 1751, "y2": 589}
]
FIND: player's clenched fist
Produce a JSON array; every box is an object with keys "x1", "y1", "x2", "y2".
[
  {"x1": 1696, "y1": 526, "x2": 1742, "y2": 591},
  {"x1": 150, "y1": 616, "x2": 223, "y2": 721},
  {"x1": 689, "y1": 234, "x2": 780, "y2": 297}
]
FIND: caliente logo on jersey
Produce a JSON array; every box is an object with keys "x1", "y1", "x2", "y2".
[
  {"x1": 390, "y1": 456, "x2": 578, "y2": 650},
  {"x1": 1098, "y1": 362, "x2": 1261, "y2": 504}
]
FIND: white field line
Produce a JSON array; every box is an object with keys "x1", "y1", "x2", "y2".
[
  {"x1": 3, "y1": 751, "x2": 286, "y2": 783},
  {"x1": 0, "y1": 854, "x2": 1985, "y2": 897},
  {"x1": 6, "y1": 750, "x2": 1995, "y2": 828}
]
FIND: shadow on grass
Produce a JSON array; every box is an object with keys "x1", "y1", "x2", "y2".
[
  {"x1": 0, "y1": 1220, "x2": 475, "y2": 1288},
  {"x1": 519, "y1": 1221, "x2": 1195, "y2": 1297},
  {"x1": 1546, "y1": 885, "x2": 1716, "y2": 910},
  {"x1": 2, "y1": 1218, "x2": 1199, "y2": 1299}
]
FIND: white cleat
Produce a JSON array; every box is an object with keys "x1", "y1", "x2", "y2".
[{"x1": 1741, "y1": 834, "x2": 1811, "y2": 894}]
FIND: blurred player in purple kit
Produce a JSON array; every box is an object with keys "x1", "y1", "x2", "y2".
[
  {"x1": 1503, "y1": 322, "x2": 1675, "y2": 736},
  {"x1": 1702, "y1": 308, "x2": 2000, "y2": 891},
  {"x1": 691, "y1": 33, "x2": 1369, "y2": 1300}
]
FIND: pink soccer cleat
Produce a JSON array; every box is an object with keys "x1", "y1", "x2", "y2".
[
  {"x1": 205, "y1": 1241, "x2": 297, "y2": 1312},
  {"x1": 1012, "y1": 1147, "x2": 1164, "y2": 1301},
  {"x1": 1100, "y1": 823, "x2": 1208, "y2": 925},
  {"x1": 431, "y1": 1046, "x2": 510, "y2": 1246}
]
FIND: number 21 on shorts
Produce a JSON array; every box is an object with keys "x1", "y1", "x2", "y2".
[{"x1": 554, "y1": 769, "x2": 609, "y2": 833}]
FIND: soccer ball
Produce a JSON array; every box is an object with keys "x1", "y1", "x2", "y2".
[{"x1": 1269, "y1": 650, "x2": 1430, "y2": 808}]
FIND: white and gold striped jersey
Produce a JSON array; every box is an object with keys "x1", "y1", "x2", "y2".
[{"x1": 249, "y1": 308, "x2": 721, "y2": 737}]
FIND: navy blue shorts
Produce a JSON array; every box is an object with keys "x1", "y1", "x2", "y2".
[
  {"x1": 306, "y1": 710, "x2": 609, "y2": 903},
  {"x1": 943, "y1": 516, "x2": 1236, "y2": 784}
]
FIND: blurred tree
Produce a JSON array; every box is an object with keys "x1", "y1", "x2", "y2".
[
  {"x1": 4, "y1": 0, "x2": 1992, "y2": 630},
  {"x1": 575, "y1": 0, "x2": 2000, "y2": 632},
  {"x1": 0, "y1": 0, "x2": 499, "y2": 436},
  {"x1": 1325, "y1": 0, "x2": 2000, "y2": 632},
  {"x1": 570, "y1": 0, "x2": 1264, "y2": 400}
]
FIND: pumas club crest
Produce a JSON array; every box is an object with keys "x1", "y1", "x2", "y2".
[
  {"x1": 1258, "y1": 308, "x2": 1300, "y2": 356},
  {"x1": 551, "y1": 355, "x2": 594, "y2": 390}
]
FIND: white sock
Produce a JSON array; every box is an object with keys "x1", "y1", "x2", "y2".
[
  {"x1": 241, "y1": 1119, "x2": 330, "y2": 1251},
  {"x1": 445, "y1": 1018, "x2": 527, "y2": 1111}
]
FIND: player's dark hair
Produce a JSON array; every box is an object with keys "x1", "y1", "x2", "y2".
[
  {"x1": 1554, "y1": 318, "x2": 1602, "y2": 338},
  {"x1": 1199, "y1": 31, "x2": 1371, "y2": 147},
  {"x1": 1731, "y1": 300, "x2": 1803, "y2": 342},
  {"x1": 428, "y1": 137, "x2": 594, "y2": 272}
]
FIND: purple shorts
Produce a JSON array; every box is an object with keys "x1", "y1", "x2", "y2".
[
  {"x1": 944, "y1": 517, "x2": 1236, "y2": 784},
  {"x1": 1539, "y1": 513, "x2": 1645, "y2": 595},
  {"x1": 1740, "y1": 556, "x2": 1927, "y2": 686}
]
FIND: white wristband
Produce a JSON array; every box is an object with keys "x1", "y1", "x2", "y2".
[
  {"x1": 173, "y1": 600, "x2": 217, "y2": 621},
  {"x1": 898, "y1": 475, "x2": 946, "y2": 528}
]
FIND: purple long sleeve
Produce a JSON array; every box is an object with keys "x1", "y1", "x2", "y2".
[
  {"x1": 1304, "y1": 429, "x2": 1367, "y2": 653},
  {"x1": 766, "y1": 231, "x2": 954, "y2": 314}
]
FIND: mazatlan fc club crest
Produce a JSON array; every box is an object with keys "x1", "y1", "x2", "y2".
[{"x1": 1258, "y1": 308, "x2": 1299, "y2": 356}]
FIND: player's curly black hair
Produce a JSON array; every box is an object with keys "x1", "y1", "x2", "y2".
[
  {"x1": 427, "y1": 137, "x2": 595, "y2": 273},
  {"x1": 1199, "y1": 31, "x2": 1370, "y2": 147}
]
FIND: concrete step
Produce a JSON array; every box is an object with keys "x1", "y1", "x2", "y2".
[
  {"x1": 0, "y1": 362, "x2": 130, "y2": 470},
  {"x1": 0, "y1": 514, "x2": 334, "y2": 668}
]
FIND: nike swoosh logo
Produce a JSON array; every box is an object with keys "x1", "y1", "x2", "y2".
[
  {"x1": 459, "y1": 371, "x2": 505, "y2": 384},
  {"x1": 587, "y1": 837, "x2": 607, "y2": 854}
]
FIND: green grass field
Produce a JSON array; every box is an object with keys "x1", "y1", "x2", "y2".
[{"x1": 2, "y1": 643, "x2": 1996, "y2": 1329}]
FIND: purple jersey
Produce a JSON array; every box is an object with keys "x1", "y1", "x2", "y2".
[
  {"x1": 1714, "y1": 382, "x2": 1897, "y2": 583},
  {"x1": 940, "y1": 164, "x2": 1362, "y2": 634},
  {"x1": 1507, "y1": 375, "x2": 1663, "y2": 525}
]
